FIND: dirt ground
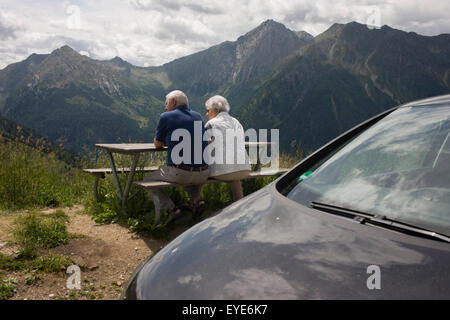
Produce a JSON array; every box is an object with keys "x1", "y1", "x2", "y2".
[{"x1": 0, "y1": 205, "x2": 192, "y2": 300}]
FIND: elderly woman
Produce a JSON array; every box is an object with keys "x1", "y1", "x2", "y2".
[{"x1": 204, "y1": 95, "x2": 251, "y2": 200}]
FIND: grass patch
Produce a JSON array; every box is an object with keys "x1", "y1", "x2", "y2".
[
  {"x1": 11, "y1": 211, "x2": 71, "y2": 258},
  {"x1": 0, "y1": 209, "x2": 79, "y2": 299},
  {"x1": 0, "y1": 253, "x2": 28, "y2": 271},
  {"x1": 0, "y1": 251, "x2": 74, "y2": 274},
  {"x1": 31, "y1": 253, "x2": 74, "y2": 273}
]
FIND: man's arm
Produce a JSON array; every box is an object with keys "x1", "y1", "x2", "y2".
[
  {"x1": 154, "y1": 114, "x2": 167, "y2": 149},
  {"x1": 154, "y1": 138, "x2": 165, "y2": 148}
]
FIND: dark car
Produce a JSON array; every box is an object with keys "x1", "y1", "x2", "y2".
[{"x1": 122, "y1": 94, "x2": 450, "y2": 299}]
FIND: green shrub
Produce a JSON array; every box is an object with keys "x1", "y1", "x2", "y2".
[
  {"x1": 127, "y1": 215, "x2": 170, "y2": 239},
  {"x1": 25, "y1": 273, "x2": 39, "y2": 286},
  {"x1": 201, "y1": 182, "x2": 233, "y2": 207},
  {"x1": 0, "y1": 277, "x2": 18, "y2": 300},
  {"x1": 89, "y1": 201, "x2": 119, "y2": 224}
]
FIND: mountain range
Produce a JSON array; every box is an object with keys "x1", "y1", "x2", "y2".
[
  {"x1": 239, "y1": 22, "x2": 450, "y2": 151},
  {"x1": 0, "y1": 19, "x2": 449, "y2": 154}
]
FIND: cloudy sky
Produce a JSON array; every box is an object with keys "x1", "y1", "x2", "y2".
[{"x1": 0, "y1": 0, "x2": 449, "y2": 69}]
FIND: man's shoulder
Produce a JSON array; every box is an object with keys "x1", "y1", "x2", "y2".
[
  {"x1": 160, "y1": 110, "x2": 176, "y2": 119},
  {"x1": 188, "y1": 109, "x2": 203, "y2": 120},
  {"x1": 159, "y1": 110, "x2": 184, "y2": 124}
]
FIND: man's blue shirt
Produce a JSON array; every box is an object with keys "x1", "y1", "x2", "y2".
[{"x1": 155, "y1": 105, "x2": 207, "y2": 167}]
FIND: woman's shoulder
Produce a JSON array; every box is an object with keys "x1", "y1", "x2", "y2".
[
  {"x1": 230, "y1": 115, "x2": 244, "y2": 128},
  {"x1": 205, "y1": 116, "x2": 221, "y2": 127},
  {"x1": 207, "y1": 112, "x2": 243, "y2": 129}
]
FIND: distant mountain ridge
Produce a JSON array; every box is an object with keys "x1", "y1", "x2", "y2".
[
  {"x1": 0, "y1": 20, "x2": 448, "y2": 155},
  {"x1": 0, "y1": 20, "x2": 312, "y2": 153},
  {"x1": 0, "y1": 45, "x2": 165, "y2": 152},
  {"x1": 237, "y1": 22, "x2": 450, "y2": 152}
]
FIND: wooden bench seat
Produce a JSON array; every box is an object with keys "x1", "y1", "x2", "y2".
[
  {"x1": 83, "y1": 166, "x2": 159, "y2": 178},
  {"x1": 83, "y1": 166, "x2": 159, "y2": 201},
  {"x1": 133, "y1": 168, "x2": 289, "y2": 223},
  {"x1": 133, "y1": 168, "x2": 289, "y2": 189}
]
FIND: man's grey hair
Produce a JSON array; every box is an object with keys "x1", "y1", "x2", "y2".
[
  {"x1": 166, "y1": 90, "x2": 189, "y2": 107},
  {"x1": 205, "y1": 95, "x2": 230, "y2": 112}
]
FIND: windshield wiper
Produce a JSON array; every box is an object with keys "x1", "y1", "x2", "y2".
[
  {"x1": 310, "y1": 201, "x2": 450, "y2": 243},
  {"x1": 310, "y1": 202, "x2": 374, "y2": 221}
]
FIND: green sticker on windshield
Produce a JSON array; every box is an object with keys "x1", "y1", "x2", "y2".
[{"x1": 298, "y1": 171, "x2": 313, "y2": 181}]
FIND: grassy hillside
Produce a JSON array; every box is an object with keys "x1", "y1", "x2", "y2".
[{"x1": 0, "y1": 135, "x2": 90, "y2": 210}]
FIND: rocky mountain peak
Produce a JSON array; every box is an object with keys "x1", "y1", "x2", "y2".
[
  {"x1": 317, "y1": 22, "x2": 346, "y2": 41},
  {"x1": 230, "y1": 20, "x2": 311, "y2": 84},
  {"x1": 238, "y1": 19, "x2": 289, "y2": 43},
  {"x1": 296, "y1": 31, "x2": 314, "y2": 41},
  {"x1": 260, "y1": 19, "x2": 285, "y2": 29},
  {"x1": 51, "y1": 45, "x2": 80, "y2": 57},
  {"x1": 109, "y1": 56, "x2": 131, "y2": 68},
  {"x1": 320, "y1": 21, "x2": 393, "y2": 41}
]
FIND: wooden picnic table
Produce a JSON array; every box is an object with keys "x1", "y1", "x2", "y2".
[{"x1": 94, "y1": 142, "x2": 274, "y2": 216}]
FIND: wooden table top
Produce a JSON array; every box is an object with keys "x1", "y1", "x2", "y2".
[
  {"x1": 95, "y1": 143, "x2": 167, "y2": 154},
  {"x1": 96, "y1": 142, "x2": 274, "y2": 154}
]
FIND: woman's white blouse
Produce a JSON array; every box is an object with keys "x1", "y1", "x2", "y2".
[{"x1": 205, "y1": 112, "x2": 251, "y2": 177}]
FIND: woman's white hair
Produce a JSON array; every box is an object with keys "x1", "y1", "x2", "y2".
[
  {"x1": 166, "y1": 90, "x2": 189, "y2": 107},
  {"x1": 205, "y1": 95, "x2": 230, "y2": 112}
]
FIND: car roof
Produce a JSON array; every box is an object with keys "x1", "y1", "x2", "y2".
[{"x1": 400, "y1": 94, "x2": 450, "y2": 108}]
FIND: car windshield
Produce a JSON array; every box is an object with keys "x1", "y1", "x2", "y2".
[{"x1": 285, "y1": 104, "x2": 450, "y2": 236}]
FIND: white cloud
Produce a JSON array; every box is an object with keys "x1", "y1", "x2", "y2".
[
  {"x1": 0, "y1": 8, "x2": 24, "y2": 40},
  {"x1": 0, "y1": 0, "x2": 449, "y2": 69},
  {"x1": 129, "y1": 0, "x2": 224, "y2": 14}
]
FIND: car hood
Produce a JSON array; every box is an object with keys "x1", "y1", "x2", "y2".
[{"x1": 124, "y1": 184, "x2": 450, "y2": 299}]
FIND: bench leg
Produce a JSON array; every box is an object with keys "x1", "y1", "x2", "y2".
[
  {"x1": 106, "y1": 151, "x2": 123, "y2": 200},
  {"x1": 146, "y1": 190, "x2": 162, "y2": 224},
  {"x1": 229, "y1": 180, "x2": 244, "y2": 201},
  {"x1": 122, "y1": 154, "x2": 140, "y2": 217},
  {"x1": 91, "y1": 173, "x2": 105, "y2": 202},
  {"x1": 93, "y1": 176, "x2": 100, "y2": 202}
]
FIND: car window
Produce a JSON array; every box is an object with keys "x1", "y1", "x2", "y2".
[{"x1": 283, "y1": 104, "x2": 450, "y2": 236}]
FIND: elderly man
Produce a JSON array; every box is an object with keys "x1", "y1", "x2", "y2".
[{"x1": 144, "y1": 90, "x2": 209, "y2": 218}]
